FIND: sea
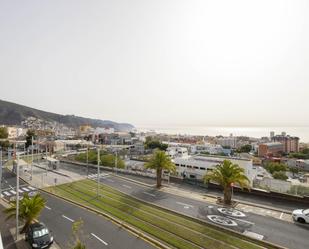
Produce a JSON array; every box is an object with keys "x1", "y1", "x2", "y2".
[{"x1": 136, "y1": 126, "x2": 309, "y2": 143}]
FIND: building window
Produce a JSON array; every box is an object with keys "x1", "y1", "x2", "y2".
[
  {"x1": 181, "y1": 164, "x2": 185, "y2": 167},
  {"x1": 200, "y1": 167, "x2": 206, "y2": 170},
  {"x1": 194, "y1": 166, "x2": 199, "y2": 169},
  {"x1": 187, "y1": 165, "x2": 192, "y2": 168}
]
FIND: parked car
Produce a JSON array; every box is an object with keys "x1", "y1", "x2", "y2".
[
  {"x1": 292, "y1": 208, "x2": 309, "y2": 223},
  {"x1": 25, "y1": 222, "x2": 53, "y2": 248}
]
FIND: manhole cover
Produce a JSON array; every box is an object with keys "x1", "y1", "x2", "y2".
[
  {"x1": 207, "y1": 215, "x2": 238, "y2": 226},
  {"x1": 217, "y1": 208, "x2": 246, "y2": 217}
]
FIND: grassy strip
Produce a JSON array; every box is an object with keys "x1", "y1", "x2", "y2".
[
  {"x1": 79, "y1": 180, "x2": 263, "y2": 249},
  {"x1": 45, "y1": 180, "x2": 265, "y2": 249},
  {"x1": 54, "y1": 183, "x2": 200, "y2": 249},
  {"x1": 65, "y1": 181, "x2": 232, "y2": 249}
]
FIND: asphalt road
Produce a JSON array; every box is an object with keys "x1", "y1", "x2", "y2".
[
  {"x1": 1, "y1": 168, "x2": 156, "y2": 249},
  {"x1": 57, "y1": 162, "x2": 309, "y2": 249},
  {"x1": 95, "y1": 173, "x2": 309, "y2": 249}
]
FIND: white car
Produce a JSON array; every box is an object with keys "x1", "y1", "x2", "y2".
[{"x1": 292, "y1": 209, "x2": 309, "y2": 223}]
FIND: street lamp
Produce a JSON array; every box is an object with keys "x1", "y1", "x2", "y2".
[
  {"x1": 16, "y1": 154, "x2": 20, "y2": 240},
  {"x1": 97, "y1": 147, "x2": 100, "y2": 198},
  {"x1": 0, "y1": 147, "x2": 2, "y2": 199}
]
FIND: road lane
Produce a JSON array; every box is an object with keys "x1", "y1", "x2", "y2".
[{"x1": 98, "y1": 174, "x2": 309, "y2": 249}]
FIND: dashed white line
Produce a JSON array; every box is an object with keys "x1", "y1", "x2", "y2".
[
  {"x1": 62, "y1": 215, "x2": 74, "y2": 222},
  {"x1": 122, "y1": 184, "x2": 132, "y2": 189},
  {"x1": 22, "y1": 187, "x2": 30, "y2": 191},
  {"x1": 45, "y1": 206, "x2": 51, "y2": 210},
  {"x1": 28, "y1": 186, "x2": 36, "y2": 190},
  {"x1": 91, "y1": 233, "x2": 108, "y2": 246},
  {"x1": 10, "y1": 190, "x2": 16, "y2": 195},
  {"x1": 143, "y1": 192, "x2": 156, "y2": 197},
  {"x1": 279, "y1": 212, "x2": 284, "y2": 219},
  {"x1": 176, "y1": 202, "x2": 194, "y2": 208},
  {"x1": 106, "y1": 179, "x2": 114, "y2": 182}
]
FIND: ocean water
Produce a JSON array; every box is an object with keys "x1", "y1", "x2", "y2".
[{"x1": 137, "y1": 126, "x2": 309, "y2": 143}]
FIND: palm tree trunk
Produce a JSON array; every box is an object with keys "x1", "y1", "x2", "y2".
[
  {"x1": 156, "y1": 168, "x2": 162, "y2": 188},
  {"x1": 223, "y1": 186, "x2": 232, "y2": 205},
  {"x1": 21, "y1": 221, "x2": 31, "y2": 234}
]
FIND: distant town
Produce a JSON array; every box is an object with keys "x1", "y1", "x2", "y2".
[{"x1": 1, "y1": 116, "x2": 309, "y2": 196}]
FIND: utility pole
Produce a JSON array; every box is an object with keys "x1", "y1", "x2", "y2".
[
  {"x1": 97, "y1": 147, "x2": 100, "y2": 198},
  {"x1": 86, "y1": 145, "x2": 89, "y2": 176},
  {"x1": 45, "y1": 144, "x2": 48, "y2": 176},
  {"x1": 115, "y1": 150, "x2": 118, "y2": 174},
  {"x1": 0, "y1": 147, "x2": 2, "y2": 199},
  {"x1": 16, "y1": 154, "x2": 20, "y2": 240},
  {"x1": 31, "y1": 136, "x2": 33, "y2": 181}
]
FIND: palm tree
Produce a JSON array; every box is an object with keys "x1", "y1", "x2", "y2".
[
  {"x1": 145, "y1": 150, "x2": 176, "y2": 188},
  {"x1": 3, "y1": 193, "x2": 46, "y2": 233},
  {"x1": 203, "y1": 160, "x2": 250, "y2": 205}
]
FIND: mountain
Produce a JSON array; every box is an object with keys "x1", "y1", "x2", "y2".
[{"x1": 0, "y1": 99, "x2": 134, "y2": 131}]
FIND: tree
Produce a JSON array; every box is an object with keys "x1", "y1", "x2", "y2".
[
  {"x1": 237, "y1": 144, "x2": 252, "y2": 153},
  {"x1": 25, "y1": 129, "x2": 36, "y2": 149},
  {"x1": 0, "y1": 127, "x2": 8, "y2": 139},
  {"x1": 272, "y1": 171, "x2": 288, "y2": 180},
  {"x1": 289, "y1": 167, "x2": 299, "y2": 177},
  {"x1": 3, "y1": 193, "x2": 46, "y2": 233},
  {"x1": 145, "y1": 150, "x2": 176, "y2": 188},
  {"x1": 203, "y1": 160, "x2": 250, "y2": 205},
  {"x1": 144, "y1": 137, "x2": 168, "y2": 151},
  {"x1": 265, "y1": 162, "x2": 287, "y2": 174}
]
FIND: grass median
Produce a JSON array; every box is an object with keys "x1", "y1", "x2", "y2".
[{"x1": 44, "y1": 179, "x2": 266, "y2": 249}]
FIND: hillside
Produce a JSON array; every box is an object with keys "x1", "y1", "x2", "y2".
[{"x1": 0, "y1": 99, "x2": 134, "y2": 131}]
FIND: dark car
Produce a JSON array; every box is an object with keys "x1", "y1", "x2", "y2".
[{"x1": 25, "y1": 222, "x2": 53, "y2": 249}]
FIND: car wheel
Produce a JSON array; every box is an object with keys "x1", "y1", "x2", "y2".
[{"x1": 297, "y1": 217, "x2": 306, "y2": 223}]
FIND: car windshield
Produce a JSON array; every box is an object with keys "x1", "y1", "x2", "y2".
[
  {"x1": 33, "y1": 228, "x2": 49, "y2": 238},
  {"x1": 303, "y1": 209, "x2": 309, "y2": 215}
]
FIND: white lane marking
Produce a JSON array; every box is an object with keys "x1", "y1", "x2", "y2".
[
  {"x1": 62, "y1": 215, "x2": 75, "y2": 222},
  {"x1": 18, "y1": 189, "x2": 24, "y2": 193},
  {"x1": 279, "y1": 212, "x2": 284, "y2": 219},
  {"x1": 10, "y1": 190, "x2": 16, "y2": 195},
  {"x1": 122, "y1": 184, "x2": 132, "y2": 189},
  {"x1": 91, "y1": 233, "x2": 108, "y2": 246},
  {"x1": 3, "y1": 191, "x2": 11, "y2": 196},
  {"x1": 106, "y1": 179, "x2": 114, "y2": 182},
  {"x1": 28, "y1": 186, "x2": 36, "y2": 190},
  {"x1": 143, "y1": 192, "x2": 156, "y2": 197},
  {"x1": 22, "y1": 187, "x2": 30, "y2": 191},
  {"x1": 45, "y1": 206, "x2": 51, "y2": 210},
  {"x1": 176, "y1": 202, "x2": 194, "y2": 208}
]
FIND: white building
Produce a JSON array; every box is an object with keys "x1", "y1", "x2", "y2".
[
  {"x1": 190, "y1": 143, "x2": 223, "y2": 155},
  {"x1": 216, "y1": 136, "x2": 237, "y2": 148},
  {"x1": 166, "y1": 147, "x2": 188, "y2": 158},
  {"x1": 173, "y1": 155, "x2": 255, "y2": 186}
]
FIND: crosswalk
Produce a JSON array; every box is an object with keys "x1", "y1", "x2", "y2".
[
  {"x1": 87, "y1": 173, "x2": 110, "y2": 179},
  {"x1": 1, "y1": 185, "x2": 37, "y2": 200}
]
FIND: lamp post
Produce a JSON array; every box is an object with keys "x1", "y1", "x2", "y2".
[
  {"x1": 16, "y1": 154, "x2": 20, "y2": 240},
  {"x1": 31, "y1": 136, "x2": 33, "y2": 180},
  {"x1": 86, "y1": 145, "x2": 89, "y2": 176},
  {"x1": 115, "y1": 149, "x2": 118, "y2": 174},
  {"x1": 0, "y1": 147, "x2": 2, "y2": 199},
  {"x1": 97, "y1": 147, "x2": 100, "y2": 198}
]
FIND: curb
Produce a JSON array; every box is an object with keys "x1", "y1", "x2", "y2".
[
  {"x1": 112, "y1": 173, "x2": 156, "y2": 188},
  {"x1": 39, "y1": 189, "x2": 171, "y2": 249}
]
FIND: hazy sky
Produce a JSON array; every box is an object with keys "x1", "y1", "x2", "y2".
[{"x1": 1, "y1": 0, "x2": 309, "y2": 127}]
